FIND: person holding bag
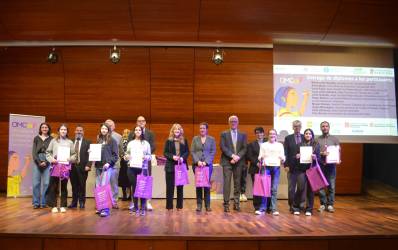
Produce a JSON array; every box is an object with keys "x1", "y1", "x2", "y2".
[
  {"x1": 258, "y1": 129, "x2": 285, "y2": 216},
  {"x1": 32, "y1": 122, "x2": 53, "y2": 209},
  {"x1": 94, "y1": 123, "x2": 119, "y2": 217},
  {"x1": 293, "y1": 128, "x2": 321, "y2": 216},
  {"x1": 191, "y1": 122, "x2": 216, "y2": 212},
  {"x1": 124, "y1": 126, "x2": 152, "y2": 216},
  {"x1": 163, "y1": 123, "x2": 189, "y2": 211},
  {"x1": 46, "y1": 124, "x2": 77, "y2": 213}
]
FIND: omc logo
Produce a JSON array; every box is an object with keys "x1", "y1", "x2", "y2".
[
  {"x1": 11, "y1": 122, "x2": 34, "y2": 129},
  {"x1": 279, "y1": 77, "x2": 301, "y2": 84}
]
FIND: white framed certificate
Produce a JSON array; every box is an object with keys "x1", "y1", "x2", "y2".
[
  {"x1": 57, "y1": 146, "x2": 70, "y2": 164},
  {"x1": 326, "y1": 145, "x2": 340, "y2": 164},
  {"x1": 264, "y1": 155, "x2": 281, "y2": 166},
  {"x1": 89, "y1": 144, "x2": 102, "y2": 161},
  {"x1": 300, "y1": 146, "x2": 313, "y2": 164},
  {"x1": 129, "y1": 147, "x2": 144, "y2": 168}
]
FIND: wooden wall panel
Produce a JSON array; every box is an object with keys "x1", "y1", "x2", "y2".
[
  {"x1": 194, "y1": 48, "x2": 273, "y2": 125},
  {"x1": 117, "y1": 240, "x2": 186, "y2": 250},
  {"x1": 337, "y1": 143, "x2": 363, "y2": 194},
  {"x1": 44, "y1": 239, "x2": 114, "y2": 250},
  {"x1": 0, "y1": 47, "x2": 65, "y2": 121},
  {"x1": 63, "y1": 47, "x2": 150, "y2": 122},
  {"x1": 0, "y1": 237, "x2": 42, "y2": 250},
  {"x1": 0, "y1": 0, "x2": 134, "y2": 40},
  {"x1": 132, "y1": 0, "x2": 200, "y2": 41},
  {"x1": 150, "y1": 48, "x2": 194, "y2": 124},
  {"x1": 260, "y1": 240, "x2": 328, "y2": 250},
  {"x1": 188, "y1": 241, "x2": 258, "y2": 250}
]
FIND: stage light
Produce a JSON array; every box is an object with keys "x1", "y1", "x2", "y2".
[
  {"x1": 109, "y1": 45, "x2": 120, "y2": 64},
  {"x1": 212, "y1": 48, "x2": 224, "y2": 65},
  {"x1": 47, "y1": 48, "x2": 58, "y2": 64}
]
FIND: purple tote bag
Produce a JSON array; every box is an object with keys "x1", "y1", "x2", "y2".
[
  {"x1": 134, "y1": 173, "x2": 153, "y2": 199},
  {"x1": 94, "y1": 171, "x2": 113, "y2": 211},
  {"x1": 306, "y1": 159, "x2": 329, "y2": 192},
  {"x1": 252, "y1": 168, "x2": 271, "y2": 197},
  {"x1": 174, "y1": 163, "x2": 189, "y2": 186},
  {"x1": 195, "y1": 166, "x2": 211, "y2": 188}
]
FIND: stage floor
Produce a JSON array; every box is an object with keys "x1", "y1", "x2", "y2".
[{"x1": 1, "y1": 187, "x2": 398, "y2": 240}]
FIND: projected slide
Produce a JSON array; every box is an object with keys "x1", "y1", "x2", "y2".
[{"x1": 274, "y1": 65, "x2": 397, "y2": 138}]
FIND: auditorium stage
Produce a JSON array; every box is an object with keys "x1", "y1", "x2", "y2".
[{"x1": 1, "y1": 185, "x2": 398, "y2": 250}]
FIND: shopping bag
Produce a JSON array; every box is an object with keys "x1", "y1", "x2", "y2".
[
  {"x1": 306, "y1": 159, "x2": 329, "y2": 192},
  {"x1": 50, "y1": 163, "x2": 71, "y2": 180},
  {"x1": 174, "y1": 163, "x2": 189, "y2": 186},
  {"x1": 94, "y1": 171, "x2": 113, "y2": 210},
  {"x1": 195, "y1": 166, "x2": 210, "y2": 187},
  {"x1": 134, "y1": 172, "x2": 153, "y2": 199},
  {"x1": 253, "y1": 168, "x2": 271, "y2": 197}
]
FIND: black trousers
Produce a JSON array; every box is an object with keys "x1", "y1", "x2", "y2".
[
  {"x1": 48, "y1": 176, "x2": 68, "y2": 208},
  {"x1": 292, "y1": 171, "x2": 314, "y2": 212},
  {"x1": 70, "y1": 164, "x2": 88, "y2": 205},
  {"x1": 240, "y1": 166, "x2": 248, "y2": 194},
  {"x1": 165, "y1": 171, "x2": 183, "y2": 209},
  {"x1": 127, "y1": 167, "x2": 146, "y2": 209}
]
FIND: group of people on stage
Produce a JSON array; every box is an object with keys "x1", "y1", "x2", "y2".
[{"x1": 31, "y1": 115, "x2": 340, "y2": 217}]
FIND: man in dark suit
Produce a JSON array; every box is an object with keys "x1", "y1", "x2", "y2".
[
  {"x1": 68, "y1": 125, "x2": 91, "y2": 209},
  {"x1": 246, "y1": 127, "x2": 267, "y2": 213},
  {"x1": 220, "y1": 115, "x2": 247, "y2": 212},
  {"x1": 127, "y1": 115, "x2": 156, "y2": 210},
  {"x1": 283, "y1": 120, "x2": 304, "y2": 213}
]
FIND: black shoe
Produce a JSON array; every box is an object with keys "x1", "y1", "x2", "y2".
[
  {"x1": 33, "y1": 204, "x2": 40, "y2": 209},
  {"x1": 41, "y1": 204, "x2": 48, "y2": 208},
  {"x1": 233, "y1": 205, "x2": 241, "y2": 212},
  {"x1": 205, "y1": 207, "x2": 212, "y2": 212},
  {"x1": 68, "y1": 203, "x2": 77, "y2": 209},
  {"x1": 224, "y1": 206, "x2": 230, "y2": 213},
  {"x1": 196, "y1": 204, "x2": 202, "y2": 212},
  {"x1": 79, "y1": 203, "x2": 85, "y2": 209}
]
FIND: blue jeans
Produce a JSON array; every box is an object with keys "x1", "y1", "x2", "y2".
[
  {"x1": 32, "y1": 164, "x2": 50, "y2": 206},
  {"x1": 319, "y1": 164, "x2": 336, "y2": 206},
  {"x1": 265, "y1": 166, "x2": 281, "y2": 212}
]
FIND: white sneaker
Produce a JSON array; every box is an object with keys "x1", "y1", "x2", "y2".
[
  {"x1": 293, "y1": 211, "x2": 300, "y2": 215},
  {"x1": 255, "y1": 210, "x2": 263, "y2": 215},
  {"x1": 305, "y1": 211, "x2": 312, "y2": 216},
  {"x1": 318, "y1": 205, "x2": 326, "y2": 212},
  {"x1": 147, "y1": 201, "x2": 153, "y2": 211},
  {"x1": 272, "y1": 211, "x2": 280, "y2": 216},
  {"x1": 51, "y1": 207, "x2": 59, "y2": 213},
  {"x1": 128, "y1": 203, "x2": 134, "y2": 210},
  {"x1": 327, "y1": 205, "x2": 335, "y2": 213},
  {"x1": 241, "y1": 194, "x2": 248, "y2": 202},
  {"x1": 60, "y1": 207, "x2": 66, "y2": 213}
]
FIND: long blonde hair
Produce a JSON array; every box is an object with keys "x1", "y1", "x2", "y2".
[
  {"x1": 122, "y1": 128, "x2": 130, "y2": 140},
  {"x1": 168, "y1": 123, "x2": 185, "y2": 144}
]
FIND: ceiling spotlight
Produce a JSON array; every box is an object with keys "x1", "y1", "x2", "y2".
[
  {"x1": 47, "y1": 48, "x2": 58, "y2": 64},
  {"x1": 212, "y1": 48, "x2": 224, "y2": 65},
  {"x1": 109, "y1": 45, "x2": 120, "y2": 64}
]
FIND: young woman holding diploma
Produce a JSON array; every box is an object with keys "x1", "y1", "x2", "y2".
[
  {"x1": 46, "y1": 124, "x2": 76, "y2": 213},
  {"x1": 124, "y1": 126, "x2": 151, "y2": 216},
  {"x1": 258, "y1": 129, "x2": 285, "y2": 216},
  {"x1": 293, "y1": 128, "x2": 320, "y2": 216},
  {"x1": 94, "y1": 123, "x2": 119, "y2": 217}
]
